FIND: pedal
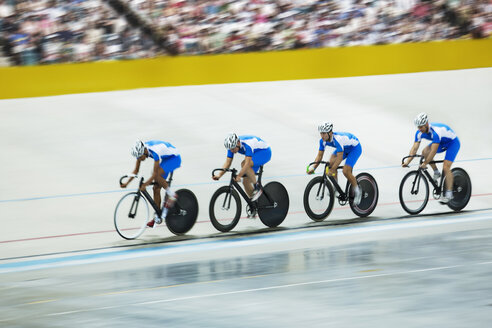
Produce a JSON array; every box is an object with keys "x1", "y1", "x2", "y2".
[{"x1": 246, "y1": 204, "x2": 257, "y2": 218}]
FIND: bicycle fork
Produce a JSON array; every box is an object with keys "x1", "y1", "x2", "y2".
[
  {"x1": 410, "y1": 171, "x2": 424, "y2": 195},
  {"x1": 221, "y1": 187, "x2": 234, "y2": 210},
  {"x1": 315, "y1": 179, "x2": 328, "y2": 201},
  {"x1": 129, "y1": 193, "x2": 141, "y2": 219}
]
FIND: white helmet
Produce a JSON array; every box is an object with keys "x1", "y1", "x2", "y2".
[
  {"x1": 131, "y1": 140, "x2": 145, "y2": 158},
  {"x1": 224, "y1": 133, "x2": 239, "y2": 150},
  {"x1": 414, "y1": 112, "x2": 428, "y2": 127},
  {"x1": 318, "y1": 122, "x2": 333, "y2": 133}
]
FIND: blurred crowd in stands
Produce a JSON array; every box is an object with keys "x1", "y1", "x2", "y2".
[
  {"x1": 0, "y1": 0, "x2": 159, "y2": 65},
  {"x1": 0, "y1": 0, "x2": 490, "y2": 65},
  {"x1": 129, "y1": 0, "x2": 492, "y2": 54}
]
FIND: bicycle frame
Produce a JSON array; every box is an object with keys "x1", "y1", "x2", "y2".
[
  {"x1": 309, "y1": 161, "x2": 350, "y2": 203},
  {"x1": 402, "y1": 155, "x2": 444, "y2": 195},
  {"x1": 120, "y1": 172, "x2": 175, "y2": 219},
  {"x1": 212, "y1": 166, "x2": 276, "y2": 209}
]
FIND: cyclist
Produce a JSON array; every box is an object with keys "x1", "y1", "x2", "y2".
[
  {"x1": 213, "y1": 133, "x2": 272, "y2": 204},
  {"x1": 307, "y1": 122, "x2": 362, "y2": 206},
  {"x1": 121, "y1": 140, "x2": 181, "y2": 227},
  {"x1": 402, "y1": 112, "x2": 460, "y2": 203}
]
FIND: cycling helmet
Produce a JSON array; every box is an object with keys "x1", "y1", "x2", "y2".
[
  {"x1": 224, "y1": 133, "x2": 240, "y2": 150},
  {"x1": 318, "y1": 122, "x2": 333, "y2": 133},
  {"x1": 131, "y1": 140, "x2": 146, "y2": 158},
  {"x1": 414, "y1": 112, "x2": 428, "y2": 127}
]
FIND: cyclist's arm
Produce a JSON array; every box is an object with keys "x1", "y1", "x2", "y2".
[
  {"x1": 402, "y1": 141, "x2": 420, "y2": 167},
  {"x1": 420, "y1": 131, "x2": 440, "y2": 166},
  {"x1": 213, "y1": 157, "x2": 233, "y2": 180},
  {"x1": 422, "y1": 143, "x2": 439, "y2": 166},
  {"x1": 141, "y1": 160, "x2": 160, "y2": 189},
  {"x1": 121, "y1": 158, "x2": 142, "y2": 188},
  {"x1": 308, "y1": 150, "x2": 324, "y2": 173}
]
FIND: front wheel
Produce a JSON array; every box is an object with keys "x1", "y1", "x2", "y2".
[
  {"x1": 166, "y1": 189, "x2": 198, "y2": 235},
  {"x1": 209, "y1": 186, "x2": 242, "y2": 232},
  {"x1": 399, "y1": 170, "x2": 429, "y2": 215},
  {"x1": 446, "y1": 168, "x2": 472, "y2": 212},
  {"x1": 114, "y1": 192, "x2": 150, "y2": 240},
  {"x1": 348, "y1": 172, "x2": 379, "y2": 217},
  {"x1": 303, "y1": 176, "x2": 335, "y2": 221},
  {"x1": 257, "y1": 181, "x2": 289, "y2": 227}
]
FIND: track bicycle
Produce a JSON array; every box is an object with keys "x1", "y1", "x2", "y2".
[
  {"x1": 304, "y1": 161, "x2": 379, "y2": 221},
  {"x1": 114, "y1": 173, "x2": 198, "y2": 239},
  {"x1": 209, "y1": 166, "x2": 289, "y2": 232},
  {"x1": 399, "y1": 155, "x2": 471, "y2": 214}
]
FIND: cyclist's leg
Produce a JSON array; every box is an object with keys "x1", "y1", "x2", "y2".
[
  {"x1": 241, "y1": 159, "x2": 255, "y2": 197},
  {"x1": 443, "y1": 138, "x2": 460, "y2": 194},
  {"x1": 151, "y1": 166, "x2": 170, "y2": 209},
  {"x1": 153, "y1": 179, "x2": 164, "y2": 209},
  {"x1": 159, "y1": 155, "x2": 182, "y2": 203},
  {"x1": 329, "y1": 151, "x2": 338, "y2": 181},
  {"x1": 342, "y1": 144, "x2": 362, "y2": 188},
  {"x1": 422, "y1": 145, "x2": 439, "y2": 172},
  {"x1": 148, "y1": 166, "x2": 167, "y2": 226},
  {"x1": 250, "y1": 148, "x2": 272, "y2": 197}
]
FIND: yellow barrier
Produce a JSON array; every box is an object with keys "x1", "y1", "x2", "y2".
[{"x1": 1, "y1": 39, "x2": 491, "y2": 99}]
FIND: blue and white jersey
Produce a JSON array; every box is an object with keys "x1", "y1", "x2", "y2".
[
  {"x1": 227, "y1": 135, "x2": 269, "y2": 158},
  {"x1": 319, "y1": 132, "x2": 360, "y2": 153},
  {"x1": 414, "y1": 123, "x2": 457, "y2": 147},
  {"x1": 145, "y1": 140, "x2": 179, "y2": 161}
]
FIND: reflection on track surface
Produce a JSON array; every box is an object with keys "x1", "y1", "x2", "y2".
[{"x1": 1, "y1": 217, "x2": 492, "y2": 327}]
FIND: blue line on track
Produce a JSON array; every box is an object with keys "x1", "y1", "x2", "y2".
[
  {"x1": 1, "y1": 211, "x2": 491, "y2": 273},
  {"x1": 1, "y1": 157, "x2": 490, "y2": 203}
]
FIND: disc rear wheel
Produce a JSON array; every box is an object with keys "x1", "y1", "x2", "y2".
[
  {"x1": 348, "y1": 173, "x2": 379, "y2": 217},
  {"x1": 446, "y1": 168, "x2": 472, "y2": 212},
  {"x1": 257, "y1": 181, "x2": 289, "y2": 227},
  {"x1": 166, "y1": 189, "x2": 198, "y2": 235}
]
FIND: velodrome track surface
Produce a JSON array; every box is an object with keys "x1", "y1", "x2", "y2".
[{"x1": 0, "y1": 68, "x2": 491, "y2": 326}]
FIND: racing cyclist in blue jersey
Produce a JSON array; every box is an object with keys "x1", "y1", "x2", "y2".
[
  {"x1": 213, "y1": 133, "x2": 272, "y2": 205},
  {"x1": 402, "y1": 112, "x2": 460, "y2": 203},
  {"x1": 121, "y1": 140, "x2": 182, "y2": 227},
  {"x1": 307, "y1": 122, "x2": 362, "y2": 206}
]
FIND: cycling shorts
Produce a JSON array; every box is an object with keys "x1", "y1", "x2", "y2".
[
  {"x1": 160, "y1": 155, "x2": 181, "y2": 179},
  {"x1": 333, "y1": 143, "x2": 362, "y2": 168},
  {"x1": 437, "y1": 138, "x2": 460, "y2": 162},
  {"x1": 251, "y1": 148, "x2": 272, "y2": 173}
]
